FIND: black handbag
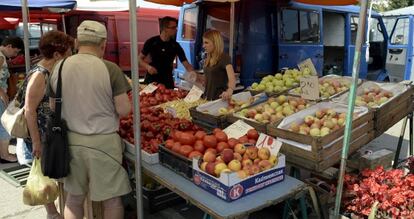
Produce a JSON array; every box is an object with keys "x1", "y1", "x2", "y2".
[{"x1": 41, "y1": 58, "x2": 70, "y2": 179}]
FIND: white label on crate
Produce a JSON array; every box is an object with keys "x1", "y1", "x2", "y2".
[
  {"x1": 223, "y1": 120, "x2": 254, "y2": 139},
  {"x1": 255, "y1": 133, "x2": 282, "y2": 155},
  {"x1": 300, "y1": 76, "x2": 320, "y2": 100},
  {"x1": 298, "y1": 58, "x2": 318, "y2": 76},
  {"x1": 139, "y1": 83, "x2": 158, "y2": 95},
  {"x1": 165, "y1": 107, "x2": 177, "y2": 117},
  {"x1": 184, "y1": 85, "x2": 204, "y2": 103}
]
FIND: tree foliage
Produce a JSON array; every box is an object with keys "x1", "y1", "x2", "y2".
[{"x1": 373, "y1": 0, "x2": 414, "y2": 12}]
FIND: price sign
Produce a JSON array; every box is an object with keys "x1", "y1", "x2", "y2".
[
  {"x1": 223, "y1": 120, "x2": 254, "y2": 139},
  {"x1": 184, "y1": 85, "x2": 204, "y2": 103},
  {"x1": 300, "y1": 76, "x2": 319, "y2": 100},
  {"x1": 255, "y1": 133, "x2": 282, "y2": 155},
  {"x1": 139, "y1": 83, "x2": 158, "y2": 95},
  {"x1": 165, "y1": 107, "x2": 177, "y2": 118},
  {"x1": 298, "y1": 58, "x2": 318, "y2": 76}
]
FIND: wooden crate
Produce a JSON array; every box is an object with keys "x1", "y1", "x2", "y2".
[
  {"x1": 189, "y1": 106, "x2": 229, "y2": 130},
  {"x1": 268, "y1": 110, "x2": 374, "y2": 172},
  {"x1": 374, "y1": 85, "x2": 414, "y2": 137},
  {"x1": 226, "y1": 113, "x2": 274, "y2": 134}
]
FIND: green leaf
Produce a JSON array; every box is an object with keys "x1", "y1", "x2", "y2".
[{"x1": 368, "y1": 201, "x2": 379, "y2": 219}]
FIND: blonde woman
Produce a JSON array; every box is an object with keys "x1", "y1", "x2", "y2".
[{"x1": 202, "y1": 30, "x2": 236, "y2": 100}]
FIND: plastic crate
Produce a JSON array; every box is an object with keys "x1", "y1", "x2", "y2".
[
  {"x1": 142, "y1": 186, "x2": 185, "y2": 214},
  {"x1": 159, "y1": 145, "x2": 193, "y2": 180}
]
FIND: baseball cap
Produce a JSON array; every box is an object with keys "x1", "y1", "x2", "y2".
[{"x1": 77, "y1": 20, "x2": 107, "y2": 39}]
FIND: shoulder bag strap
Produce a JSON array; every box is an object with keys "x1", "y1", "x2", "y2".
[{"x1": 55, "y1": 58, "x2": 67, "y2": 120}]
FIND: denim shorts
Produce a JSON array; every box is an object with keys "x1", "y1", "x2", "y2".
[
  {"x1": 16, "y1": 138, "x2": 33, "y2": 165},
  {"x1": 0, "y1": 100, "x2": 11, "y2": 140}
]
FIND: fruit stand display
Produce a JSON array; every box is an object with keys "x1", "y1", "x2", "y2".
[
  {"x1": 341, "y1": 166, "x2": 414, "y2": 218},
  {"x1": 289, "y1": 75, "x2": 361, "y2": 100},
  {"x1": 248, "y1": 68, "x2": 314, "y2": 96},
  {"x1": 189, "y1": 91, "x2": 267, "y2": 131},
  {"x1": 333, "y1": 81, "x2": 414, "y2": 137},
  {"x1": 157, "y1": 99, "x2": 208, "y2": 119},
  {"x1": 268, "y1": 102, "x2": 374, "y2": 172},
  {"x1": 227, "y1": 95, "x2": 313, "y2": 133}
]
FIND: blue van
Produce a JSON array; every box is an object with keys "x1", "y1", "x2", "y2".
[
  {"x1": 174, "y1": 0, "x2": 389, "y2": 87},
  {"x1": 382, "y1": 6, "x2": 414, "y2": 82}
]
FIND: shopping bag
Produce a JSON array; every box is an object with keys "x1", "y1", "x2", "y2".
[
  {"x1": 1, "y1": 98, "x2": 29, "y2": 138},
  {"x1": 22, "y1": 158, "x2": 58, "y2": 206}
]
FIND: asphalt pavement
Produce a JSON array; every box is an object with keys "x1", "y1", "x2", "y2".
[{"x1": 0, "y1": 119, "x2": 412, "y2": 219}]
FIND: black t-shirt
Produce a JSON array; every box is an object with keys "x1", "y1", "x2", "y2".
[{"x1": 142, "y1": 36, "x2": 187, "y2": 89}]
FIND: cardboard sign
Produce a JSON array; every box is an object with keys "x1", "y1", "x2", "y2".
[
  {"x1": 165, "y1": 107, "x2": 177, "y2": 118},
  {"x1": 298, "y1": 58, "x2": 318, "y2": 76},
  {"x1": 300, "y1": 76, "x2": 320, "y2": 100},
  {"x1": 139, "y1": 83, "x2": 158, "y2": 95},
  {"x1": 223, "y1": 120, "x2": 254, "y2": 139},
  {"x1": 255, "y1": 133, "x2": 282, "y2": 155},
  {"x1": 184, "y1": 85, "x2": 204, "y2": 103}
]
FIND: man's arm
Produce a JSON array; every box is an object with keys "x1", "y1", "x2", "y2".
[
  {"x1": 139, "y1": 53, "x2": 157, "y2": 75},
  {"x1": 182, "y1": 60, "x2": 194, "y2": 72},
  {"x1": 114, "y1": 93, "x2": 131, "y2": 117}
]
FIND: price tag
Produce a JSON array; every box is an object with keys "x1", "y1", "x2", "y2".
[
  {"x1": 300, "y1": 76, "x2": 320, "y2": 100},
  {"x1": 139, "y1": 83, "x2": 158, "y2": 95},
  {"x1": 223, "y1": 120, "x2": 254, "y2": 139},
  {"x1": 165, "y1": 107, "x2": 177, "y2": 118},
  {"x1": 184, "y1": 85, "x2": 204, "y2": 103},
  {"x1": 298, "y1": 58, "x2": 318, "y2": 76},
  {"x1": 255, "y1": 133, "x2": 282, "y2": 155}
]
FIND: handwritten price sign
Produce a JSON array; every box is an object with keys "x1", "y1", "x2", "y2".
[
  {"x1": 184, "y1": 85, "x2": 204, "y2": 103},
  {"x1": 255, "y1": 133, "x2": 282, "y2": 155},
  {"x1": 223, "y1": 120, "x2": 254, "y2": 139},
  {"x1": 139, "y1": 83, "x2": 158, "y2": 95},
  {"x1": 300, "y1": 76, "x2": 319, "y2": 100}
]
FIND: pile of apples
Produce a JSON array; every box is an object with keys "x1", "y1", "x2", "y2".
[
  {"x1": 217, "y1": 97, "x2": 256, "y2": 116},
  {"x1": 291, "y1": 77, "x2": 350, "y2": 98},
  {"x1": 164, "y1": 128, "x2": 260, "y2": 160},
  {"x1": 199, "y1": 138, "x2": 279, "y2": 179},
  {"x1": 355, "y1": 87, "x2": 393, "y2": 107},
  {"x1": 286, "y1": 108, "x2": 357, "y2": 137},
  {"x1": 250, "y1": 67, "x2": 312, "y2": 93},
  {"x1": 237, "y1": 95, "x2": 311, "y2": 124}
]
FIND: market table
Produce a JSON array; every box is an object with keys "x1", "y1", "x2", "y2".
[{"x1": 124, "y1": 152, "x2": 314, "y2": 219}]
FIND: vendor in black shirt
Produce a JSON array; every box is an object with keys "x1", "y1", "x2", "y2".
[{"x1": 139, "y1": 16, "x2": 195, "y2": 89}]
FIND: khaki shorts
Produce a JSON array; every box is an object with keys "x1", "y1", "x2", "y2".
[{"x1": 64, "y1": 132, "x2": 131, "y2": 201}]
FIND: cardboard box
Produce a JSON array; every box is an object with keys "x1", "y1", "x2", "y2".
[
  {"x1": 123, "y1": 140, "x2": 159, "y2": 164},
  {"x1": 192, "y1": 154, "x2": 286, "y2": 202}
]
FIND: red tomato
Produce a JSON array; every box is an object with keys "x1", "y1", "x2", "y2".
[
  {"x1": 179, "y1": 132, "x2": 196, "y2": 146},
  {"x1": 165, "y1": 139, "x2": 174, "y2": 149},
  {"x1": 179, "y1": 145, "x2": 193, "y2": 157},
  {"x1": 172, "y1": 142, "x2": 181, "y2": 153},
  {"x1": 248, "y1": 139, "x2": 257, "y2": 145},
  {"x1": 188, "y1": 151, "x2": 203, "y2": 159},
  {"x1": 214, "y1": 131, "x2": 228, "y2": 142},
  {"x1": 203, "y1": 135, "x2": 217, "y2": 148},
  {"x1": 216, "y1": 142, "x2": 229, "y2": 153},
  {"x1": 194, "y1": 140, "x2": 205, "y2": 153},
  {"x1": 194, "y1": 131, "x2": 207, "y2": 140},
  {"x1": 247, "y1": 129, "x2": 259, "y2": 140},
  {"x1": 213, "y1": 128, "x2": 222, "y2": 134}
]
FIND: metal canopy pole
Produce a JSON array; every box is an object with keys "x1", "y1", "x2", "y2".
[
  {"x1": 333, "y1": 0, "x2": 369, "y2": 217},
  {"x1": 21, "y1": 0, "x2": 30, "y2": 74},
  {"x1": 229, "y1": 1, "x2": 235, "y2": 60},
  {"x1": 129, "y1": 1, "x2": 143, "y2": 219}
]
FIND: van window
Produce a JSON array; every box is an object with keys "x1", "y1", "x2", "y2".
[
  {"x1": 280, "y1": 9, "x2": 320, "y2": 43},
  {"x1": 391, "y1": 18, "x2": 409, "y2": 45},
  {"x1": 369, "y1": 18, "x2": 384, "y2": 42},
  {"x1": 206, "y1": 5, "x2": 230, "y2": 50},
  {"x1": 182, "y1": 7, "x2": 198, "y2": 40},
  {"x1": 350, "y1": 16, "x2": 359, "y2": 44},
  {"x1": 383, "y1": 17, "x2": 397, "y2": 37}
]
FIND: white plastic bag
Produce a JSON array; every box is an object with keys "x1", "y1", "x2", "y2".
[{"x1": 22, "y1": 158, "x2": 58, "y2": 206}]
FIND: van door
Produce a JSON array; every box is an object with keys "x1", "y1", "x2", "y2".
[
  {"x1": 346, "y1": 15, "x2": 368, "y2": 78},
  {"x1": 174, "y1": 5, "x2": 198, "y2": 81},
  {"x1": 386, "y1": 16, "x2": 413, "y2": 82},
  {"x1": 278, "y1": 8, "x2": 323, "y2": 75}
]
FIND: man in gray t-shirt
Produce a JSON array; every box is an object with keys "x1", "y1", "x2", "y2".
[{"x1": 48, "y1": 20, "x2": 131, "y2": 218}]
